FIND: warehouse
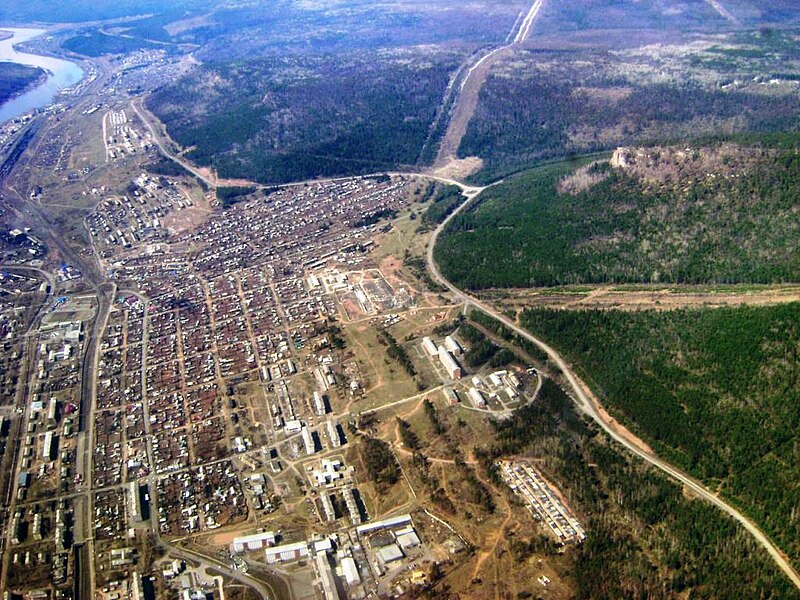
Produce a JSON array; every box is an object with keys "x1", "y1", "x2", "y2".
[
  {"x1": 231, "y1": 531, "x2": 276, "y2": 553},
  {"x1": 265, "y1": 541, "x2": 309, "y2": 564}
]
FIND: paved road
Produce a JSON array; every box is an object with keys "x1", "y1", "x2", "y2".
[{"x1": 425, "y1": 181, "x2": 800, "y2": 591}]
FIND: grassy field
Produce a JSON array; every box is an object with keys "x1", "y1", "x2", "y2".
[{"x1": 343, "y1": 323, "x2": 420, "y2": 410}]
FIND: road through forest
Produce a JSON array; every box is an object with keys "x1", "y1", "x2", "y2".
[
  {"x1": 434, "y1": 0, "x2": 546, "y2": 169},
  {"x1": 425, "y1": 180, "x2": 800, "y2": 591}
]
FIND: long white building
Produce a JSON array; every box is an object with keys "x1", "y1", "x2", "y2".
[{"x1": 438, "y1": 347, "x2": 461, "y2": 379}]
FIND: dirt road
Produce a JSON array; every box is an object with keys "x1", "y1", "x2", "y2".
[{"x1": 434, "y1": 0, "x2": 546, "y2": 171}]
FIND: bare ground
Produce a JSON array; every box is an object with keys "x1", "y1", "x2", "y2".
[
  {"x1": 434, "y1": 46, "x2": 515, "y2": 169},
  {"x1": 490, "y1": 285, "x2": 800, "y2": 313}
]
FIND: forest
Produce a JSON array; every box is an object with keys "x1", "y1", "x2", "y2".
[
  {"x1": 420, "y1": 185, "x2": 463, "y2": 229},
  {"x1": 436, "y1": 141, "x2": 800, "y2": 288},
  {"x1": 473, "y1": 377, "x2": 800, "y2": 598},
  {"x1": 459, "y1": 28, "x2": 800, "y2": 183},
  {"x1": 216, "y1": 186, "x2": 257, "y2": 208},
  {"x1": 519, "y1": 303, "x2": 800, "y2": 566},
  {"x1": 358, "y1": 436, "x2": 399, "y2": 489},
  {"x1": 148, "y1": 50, "x2": 461, "y2": 183},
  {"x1": 62, "y1": 30, "x2": 163, "y2": 57},
  {"x1": 0, "y1": 63, "x2": 45, "y2": 105}
]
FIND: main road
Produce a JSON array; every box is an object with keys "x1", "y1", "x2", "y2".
[{"x1": 425, "y1": 181, "x2": 800, "y2": 591}]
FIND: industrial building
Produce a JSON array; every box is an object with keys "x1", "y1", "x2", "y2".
[
  {"x1": 128, "y1": 481, "x2": 143, "y2": 523},
  {"x1": 356, "y1": 514, "x2": 412, "y2": 536},
  {"x1": 231, "y1": 531, "x2": 277, "y2": 553},
  {"x1": 341, "y1": 556, "x2": 361, "y2": 586},
  {"x1": 265, "y1": 541, "x2": 310, "y2": 564},
  {"x1": 315, "y1": 552, "x2": 340, "y2": 600}
]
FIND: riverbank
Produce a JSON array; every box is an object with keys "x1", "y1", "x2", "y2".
[
  {"x1": 0, "y1": 26, "x2": 84, "y2": 124},
  {"x1": 0, "y1": 62, "x2": 47, "y2": 105}
]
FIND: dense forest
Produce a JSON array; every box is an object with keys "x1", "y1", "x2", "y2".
[
  {"x1": 62, "y1": 30, "x2": 163, "y2": 57},
  {"x1": 519, "y1": 303, "x2": 800, "y2": 566},
  {"x1": 216, "y1": 186, "x2": 257, "y2": 208},
  {"x1": 148, "y1": 51, "x2": 461, "y2": 183},
  {"x1": 436, "y1": 141, "x2": 800, "y2": 288},
  {"x1": 0, "y1": 63, "x2": 45, "y2": 105},
  {"x1": 420, "y1": 184, "x2": 464, "y2": 228},
  {"x1": 358, "y1": 436, "x2": 400, "y2": 489}
]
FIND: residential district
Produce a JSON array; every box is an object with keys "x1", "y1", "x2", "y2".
[{"x1": 0, "y1": 36, "x2": 584, "y2": 600}]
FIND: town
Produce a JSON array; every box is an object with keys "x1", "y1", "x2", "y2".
[{"x1": 0, "y1": 13, "x2": 574, "y2": 600}]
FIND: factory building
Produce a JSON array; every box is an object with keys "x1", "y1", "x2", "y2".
[
  {"x1": 128, "y1": 481, "x2": 143, "y2": 523},
  {"x1": 231, "y1": 531, "x2": 277, "y2": 553},
  {"x1": 265, "y1": 541, "x2": 309, "y2": 564},
  {"x1": 341, "y1": 556, "x2": 361, "y2": 586}
]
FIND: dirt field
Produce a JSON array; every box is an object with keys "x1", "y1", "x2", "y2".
[{"x1": 489, "y1": 285, "x2": 800, "y2": 313}]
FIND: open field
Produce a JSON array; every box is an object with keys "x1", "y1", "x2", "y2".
[{"x1": 485, "y1": 284, "x2": 800, "y2": 312}]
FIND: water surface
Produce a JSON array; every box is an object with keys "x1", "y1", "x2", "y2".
[{"x1": 0, "y1": 27, "x2": 84, "y2": 124}]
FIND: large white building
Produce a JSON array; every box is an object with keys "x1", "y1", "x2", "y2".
[
  {"x1": 422, "y1": 337, "x2": 438, "y2": 357},
  {"x1": 265, "y1": 541, "x2": 309, "y2": 564},
  {"x1": 231, "y1": 531, "x2": 277, "y2": 553},
  {"x1": 438, "y1": 347, "x2": 461, "y2": 380},
  {"x1": 341, "y1": 556, "x2": 361, "y2": 586}
]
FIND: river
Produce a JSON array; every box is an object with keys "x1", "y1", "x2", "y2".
[{"x1": 0, "y1": 27, "x2": 84, "y2": 124}]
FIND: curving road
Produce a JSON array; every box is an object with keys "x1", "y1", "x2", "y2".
[
  {"x1": 425, "y1": 180, "x2": 800, "y2": 591},
  {"x1": 122, "y1": 43, "x2": 799, "y2": 591}
]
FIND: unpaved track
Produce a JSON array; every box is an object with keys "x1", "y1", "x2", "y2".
[
  {"x1": 434, "y1": 0, "x2": 546, "y2": 169},
  {"x1": 426, "y1": 183, "x2": 800, "y2": 591},
  {"x1": 494, "y1": 285, "x2": 800, "y2": 312}
]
